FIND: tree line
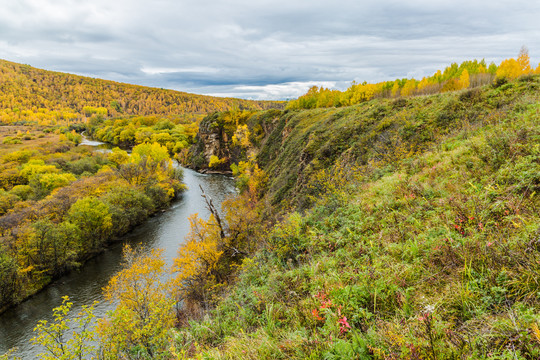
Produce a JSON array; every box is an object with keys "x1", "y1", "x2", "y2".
[{"x1": 287, "y1": 47, "x2": 540, "y2": 110}]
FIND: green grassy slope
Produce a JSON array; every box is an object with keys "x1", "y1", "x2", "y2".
[{"x1": 175, "y1": 76, "x2": 540, "y2": 359}]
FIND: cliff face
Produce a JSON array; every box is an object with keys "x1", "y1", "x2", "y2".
[
  {"x1": 191, "y1": 76, "x2": 540, "y2": 211},
  {"x1": 188, "y1": 109, "x2": 283, "y2": 173},
  {"x1": 188, "y1": 113, "x2": 232, "y2": 172}
]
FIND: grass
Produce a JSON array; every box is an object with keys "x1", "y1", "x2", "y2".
[
  {"x1": 0, "y1": 126, "x2": 60, "y2": 153},
  {"x1": 173, "y1": 77, "x2": 540, "y2": 359}
]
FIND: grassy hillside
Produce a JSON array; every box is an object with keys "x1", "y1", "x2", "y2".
[
  {"x1": 11, "y1": 76, "x2": 540, "y2": 359},
  {"x1": 171, "y1": 75, "x2": 540, "y2": 359},
  {"x1": 0, "y1": 59, "x2": 284, "y2": 125}
]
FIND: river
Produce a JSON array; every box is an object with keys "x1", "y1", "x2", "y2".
[{"x1": 0, "y1": 141, "x2": 236, "y2": 358}]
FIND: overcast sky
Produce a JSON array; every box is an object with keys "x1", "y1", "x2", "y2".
[{"x1": 1, "y1": 0, "x2": 539, "y2": 100}]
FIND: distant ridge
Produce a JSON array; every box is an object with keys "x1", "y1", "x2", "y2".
[{"x1": 0, "y1": 59, "x2": 284, "y2": 122}]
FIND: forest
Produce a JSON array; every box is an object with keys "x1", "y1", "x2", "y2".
[
  {"x1": 1, "y1": 50, "x2": 540, "y2": 359},
  {"x1": 0, "y1": 124, "x2": 185, "y2": 312},
  {"x1": 0, "y1": 59, "x2": 284, "y2": 126}
]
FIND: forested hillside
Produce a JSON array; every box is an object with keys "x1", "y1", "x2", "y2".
[{"x1": 0, "y1": 59, "x2": 284, "y2": 125}]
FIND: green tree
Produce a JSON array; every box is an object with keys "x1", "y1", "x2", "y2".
[{"x1": 67, "y1": 197, "x2": 112, "y2": 252}]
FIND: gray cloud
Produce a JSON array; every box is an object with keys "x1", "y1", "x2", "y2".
[{"x1": 0, "y1": 0, "x2": 539, "y2": 100}]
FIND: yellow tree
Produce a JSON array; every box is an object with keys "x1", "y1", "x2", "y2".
[
  {"x1": 517, "y1": 46, "x2": 532, "y2": 74},
  {"x1": 173, "y1": 214, "x2": 224, "y2": 307},
  {"x1": 391, "y1": 80, "x2": 400, "y2": 97},
  {"x1": 417, "y1": 77, "x2": 430, "y2": 93},
  {"x1": 459, "y1": 69, "x2": 470, "y2": 89},
  {"x1": 232, "y1": 124, "x2": 251, "y2": 148},
  {"x1": 496, "y1": 59, "x2": 522, "y2": 79},
  {"x1": 98, "y1": 246, "x2": 174, "y2": 359},
  {"x1": 400, "y1": 79, "x2": 417, "y2": 97}
]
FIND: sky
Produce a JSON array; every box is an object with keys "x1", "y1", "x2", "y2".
[{"x1": 1, "y1": 0, "x2": 539, "y2": 100}]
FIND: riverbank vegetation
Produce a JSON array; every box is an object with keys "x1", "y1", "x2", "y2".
[
  {"x1": 15, "y1": 72, "x2": 540, "y2": 360},
  {"x1": 0, "y1": 128, "x2": 185, "y2": 312},
  {"x1": 86, "y1": 114, "x2": 200, "y2": 161}
]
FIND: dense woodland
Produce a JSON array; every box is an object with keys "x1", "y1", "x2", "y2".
[
  {"x1": 0, "y1": 127, "x2": 185, "y2": 312},
  {"x1": 0, "y1": 59, "x2": 283, "y2": 125},
  {"x1": 1, "y1": 52, "x2": 540, "y2": 359}
]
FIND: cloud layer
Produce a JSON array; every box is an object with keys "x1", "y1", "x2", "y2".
[{"x1": 1, "y1": 0, "x2": 539, "y2": 100}]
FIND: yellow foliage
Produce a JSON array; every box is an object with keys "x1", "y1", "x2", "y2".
[
  {"x1": 417, "y1": 77, "x2": 429, "y2": 91},
  {"x1": 391, "y1": 80, "x2": 400, "y2": 97},
  {"x1": 99, "y1": 245, "x2": 174, "y2": 358},
  {"x1": 496, "y1": 48, "x2": 532, "y2": 80},
  {"x1": 533, "y1": 323, "x2": 540, "y2": 343},
  {"x1": 400, "y1": 79, "x2": 417, "y2": 97},
  {"x1": 173, "y1": 214, "x2": 224, "y2": 296},
  {"x1": 459, "y1": 69, "x2": 470, "y2": 89},
  {"x1": 231, "y1": 157, "x2": 267, "y2": 199},
  {"x1": 232, "y1": 124, "x2": 251, "y2": 148},
  {"x1": 208, "y1": 155, "x2": 226, "y2": 168},
  {"x1": 517, "y1": 46, "x2": 532, "y2": 74},
  {"x1": 496, "y1": 58, "x2": 522, "y2": 79}
]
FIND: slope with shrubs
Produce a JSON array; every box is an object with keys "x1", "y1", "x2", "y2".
[{"x1": 171, "y1": 75, "x2": 540, "y2": 359}]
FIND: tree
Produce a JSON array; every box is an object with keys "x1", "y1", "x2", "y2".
[
  {"x1": 67, "y1": 197, "x2": 112, "y2": 252},
  {"x1": 400, "y1": 79, "x2": 417, "y2": 97},
  {"x1": 496, "y1": 47, "x2": 532, "y2": 80},
  {"x1": 98, "y1": 246, "x2": 174, "y2": 359},
  {"x1": 31, "y1": 296, "x2": 98, "y2": 360},
  {"x1": 496, "y1": 58, "x2": 522, "y2": 80},
  {"x1": 391, "y1": 80, "x2": 400, "y2": 97},
  {"x1": 517, "y1": 45, "x2": 532, "y2": 74},
  {"x1": 173, "y1": 213, "x2": 224, "y2": 306},
  {"x1": 16, "y1": 220, "x2": 81, "y2": 275},
  {"x1": 0, "y1": 249, "x2": 18, "y2": 307}
]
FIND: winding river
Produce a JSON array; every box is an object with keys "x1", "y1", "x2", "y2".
[{"x1": 0, "y1": 141, "x2": 236, "y2": 358}]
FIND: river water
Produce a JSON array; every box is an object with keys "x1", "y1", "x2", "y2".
[{"x1": 0, "y1": 142, "x2": 236, "y2": 358}]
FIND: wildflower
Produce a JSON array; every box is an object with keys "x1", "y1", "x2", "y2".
[
  {"x1": 338, "y1": 316, "x2": 351, "y2": 334},
  {"x1": 320, "y1": 299, "x2": 333, "y2": 309},
  {"x1": 312, "y1": 309, "x2": 324, "y2": 321},
  {"x1": 315, "y1": 291, "x2": 327, "y2": 301}
]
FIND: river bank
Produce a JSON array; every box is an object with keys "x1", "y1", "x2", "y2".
[{"x1": 0, "y1": 166, "x2": 235, "y2": 358}]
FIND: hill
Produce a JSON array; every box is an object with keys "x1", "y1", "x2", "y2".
[
  {"x1": 169, "y1": 75, "x2": 540, "y2": 359},
  {"x1": 0, "y1": 59, "x2": 284, "y2": 125}
]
